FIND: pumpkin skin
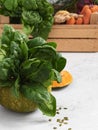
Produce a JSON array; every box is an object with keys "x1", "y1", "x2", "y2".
[
  {"x1": 52, "y1": 70, "x2": 73, "y2": 88},
  {"x1": 0, "y1": 86, "x2": 52, "y2": 112}
]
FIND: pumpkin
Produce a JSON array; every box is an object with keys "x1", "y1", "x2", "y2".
[{"x1": 52, "y1": 70, "x2": 73, "y2": 88}]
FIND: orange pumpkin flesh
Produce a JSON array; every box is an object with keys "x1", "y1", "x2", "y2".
[{"x1": 52, "y1": 70, "x2": 73, "y2": 88}]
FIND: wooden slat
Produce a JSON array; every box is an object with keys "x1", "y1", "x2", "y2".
[
  {"x1": 0, "y1": 24, "x2": 98, "y2": 52},
  {"x1": 0, "y1": 15, "x2": 9, "y2": 24},
  {"x1": 52, "y1": 24, "x2": 98, "y2": 29},
  {"x1": 47, "y1": 39, "x2": 98, "y2": 52},
  {"x1": 49, "y1": 25, "x2": 98, "y2": 38}
]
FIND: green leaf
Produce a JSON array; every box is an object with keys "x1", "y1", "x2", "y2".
[
  {"x1": 21, "y1": 84, "x2": 56, "y2": 116},
  {"x1": 56, "y1": 57, "x2": 67, "y2": 72},
  {"x1": 52, "y1": 69, "x2": 62, "y2": 83},
  {"x1": 22, "y1": 0, "x2": 38, "y2": 10},
  {"x1": 0, "y1": 80, "x2": 11, "y2": 88},
  {"x1": 4, "y1": 0, "x2": 18, "y2": 11},
  {"x1": 21, "y1": 59, "x2": 52, "y2": 84},
  {"x1": 11, "y1": 76, "x2": 20, "y2": 97},
  {"x1": 21, "y1": 58, "x2": 41, "y2": 80},
  {"x1": 22, "y1": 10, "x2": 42, "y2": 25},
  {"x1": 0, "y1": 58, "x2": 11, "y2": 80},
  {"x1": 27, "y1": 37, "x2": 46, "y2": 48},
  {"x1": 14, "y1": 30, "x2": 28, "y2": 44},
  {"x1": 29, "y1": 45, "x2": 57, "y2": 62},
  {"x1": 53, "y1": 53, "x2": 67, "y2": 72},
  {"x1": 20, "y1": 42, "x2": 28, "y2": 60},
  {"x1": 0, "y1": 68, "x2": 8, "y2": 80},
  {"x1": 1, "y1": 25, "x2": 15, "y2": 48},
  {"x1": 46, "y1": 42, "x2": 57, "y2": 49},
  {"x1": 22, "y1": 24, "x2": 34, "y2": 36}
]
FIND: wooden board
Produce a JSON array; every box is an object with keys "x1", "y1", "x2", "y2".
[
  {"x1": 0, "y1": 24, "x2": 98, "y2": 52},
  {"x1": 0, "y1": 15, "x2": 9, "y2": 24},
  {"x1": 48, "y1": 25, "x2": 98, "y2": 52}
]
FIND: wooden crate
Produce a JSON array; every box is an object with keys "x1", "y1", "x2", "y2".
[
  {"x1": 0, "y1": 24, "x2": 98, "y2": 52},
  {"x1": 48, "y1": 25, "x2": 98, "y2": 52},
  {"x1": 0, "y1": 15, "x2": 9, "y2": 24}
]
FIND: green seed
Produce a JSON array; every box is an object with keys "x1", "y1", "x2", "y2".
[
  {"x1": 53, "y1": 127, "x2": 57, "y2": 129},
  {"x1": 48, "y1": 119, "x2": 52, "y2": 122},
  {"x1": 59, "y1": 124, "x2": 62, "y2": 126},
  {"x1": 59, "y1": 107, "x2": 62, "y2": 110},
  {"x1": 64, "y1": 117, "x2": 69, "y2": 120},
  {"x1": 57, "y1": 119, "x2": 60, "y2": 122},
  {"x1": 64, "y1": 107, "x2": 67, "y2": 109},
  {"x1": 68, "y1": 128, "x2": 72, "y2": 130},
  {"x1": 61, "y1": 119, "x2": 64, "y2": 122},
  {"x1": 56, "y1": 112, "x2": 60, "y2": 114},
  {"x1": 64, "y1": 122, "x2": 68, "y2": 124}
]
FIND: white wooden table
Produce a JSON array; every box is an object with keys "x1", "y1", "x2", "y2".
[{"x1": 0, "y1": 52, "x2": 98, "y2": 130}]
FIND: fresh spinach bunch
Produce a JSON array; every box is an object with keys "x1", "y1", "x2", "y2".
[
  {"x1": 0, "y1": 25, "x2": 66, "y2": 116},
  {"x1": 0, "y1": 0, "x2": 54, "y2": 40}
]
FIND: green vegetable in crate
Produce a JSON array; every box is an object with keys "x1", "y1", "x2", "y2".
[
  {"x1": 0, "y1": 25, "x2": 66, "y2": 116},
  {"x1": 0, "y1": 0, "x2": 54, "y2": 40}
]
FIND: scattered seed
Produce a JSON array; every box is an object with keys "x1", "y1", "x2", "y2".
[
  {"x1": 68, "y1": 128, "x2": 72, "y2": 130},
  {"x1": 64, "y1": 122, "x2": 68, "y2": 124},
  {"x1": 61, "y1": 119, "x2": 64, "y2": 122},
  {"x1": 64, "y1": 117, "x2": 69, "y2": 120},
  {"x1": 64, "y1": 107, "x2": 68, "y2": 110},
  {"x1": 53, "y1": 127, "x2": 57, "y2": 129},
  {"x1": 48, "y1": 119, "x2": 52, "y2": 122},
  {"x1": 56, "y1": 112, "x2": 60, "y2": 114},
  {"x1": 49, "y1": 106, "x2": 71, "y2": 129},
  {"x1": 56, "y1": 107, "x2": 62, "y2": 111},
  {"x1": 59, "y1": 124, "x2": 62, "y2": 126},
  {"x1": 59, "y1": 107, "x2": 62, "y2": 110},
  {"x1": 57, "y1": 119, "x2": 60, "y2": 122}
]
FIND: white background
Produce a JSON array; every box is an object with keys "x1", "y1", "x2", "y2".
[{"x1": 0, "y1": 52, "x2": 98, "y2": 130}]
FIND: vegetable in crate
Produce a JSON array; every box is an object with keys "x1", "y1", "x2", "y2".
[
  {"x1": 48, "y1": 0, "x2": 78, "y2": 14},
  {"x1": 0, "y1": 25, "x2": 66, "y2": 116},
  {"x1": 0, "y1": 0, "x2": 54, "y2": 40},
  {"x1": 76, "y1": 0, "x2": 93, "y2": 13}
]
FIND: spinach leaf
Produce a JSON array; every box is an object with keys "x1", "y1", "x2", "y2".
[
  {"x1": 53, "y1": 53, "x2": 67, "y2": 72},
  {"x1": 27, "y1": 37, "x2": 46, "y2": 48},
  {"x1": 52, "y1": 69, "x2": 62, "y2": 83},
  {"x1": 22, "y1": 0, "x2": 38, "y2": 10},
  {"x1": 4, "y1": 0, "x2": 18, "y2": 11},
  {"x1": 11, "y1": 76, "x2": 20, "y2": 97},
  {"x1": 46, "y1": 42, "x2": 57, "y2": 49},
  {"x1": 21, "y1": 84, "x2": 56, "y2": 116},
  {"x1": 29, "y1": 45, "x2": 57, "y2": 62},
  {"x1": 21, "y1": 59, "x2": 52, "y2": 84}
]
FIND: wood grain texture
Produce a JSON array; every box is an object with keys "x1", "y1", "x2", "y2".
[{"x1": 0, "y1": 24, "x2": 98, "y2": 52}]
